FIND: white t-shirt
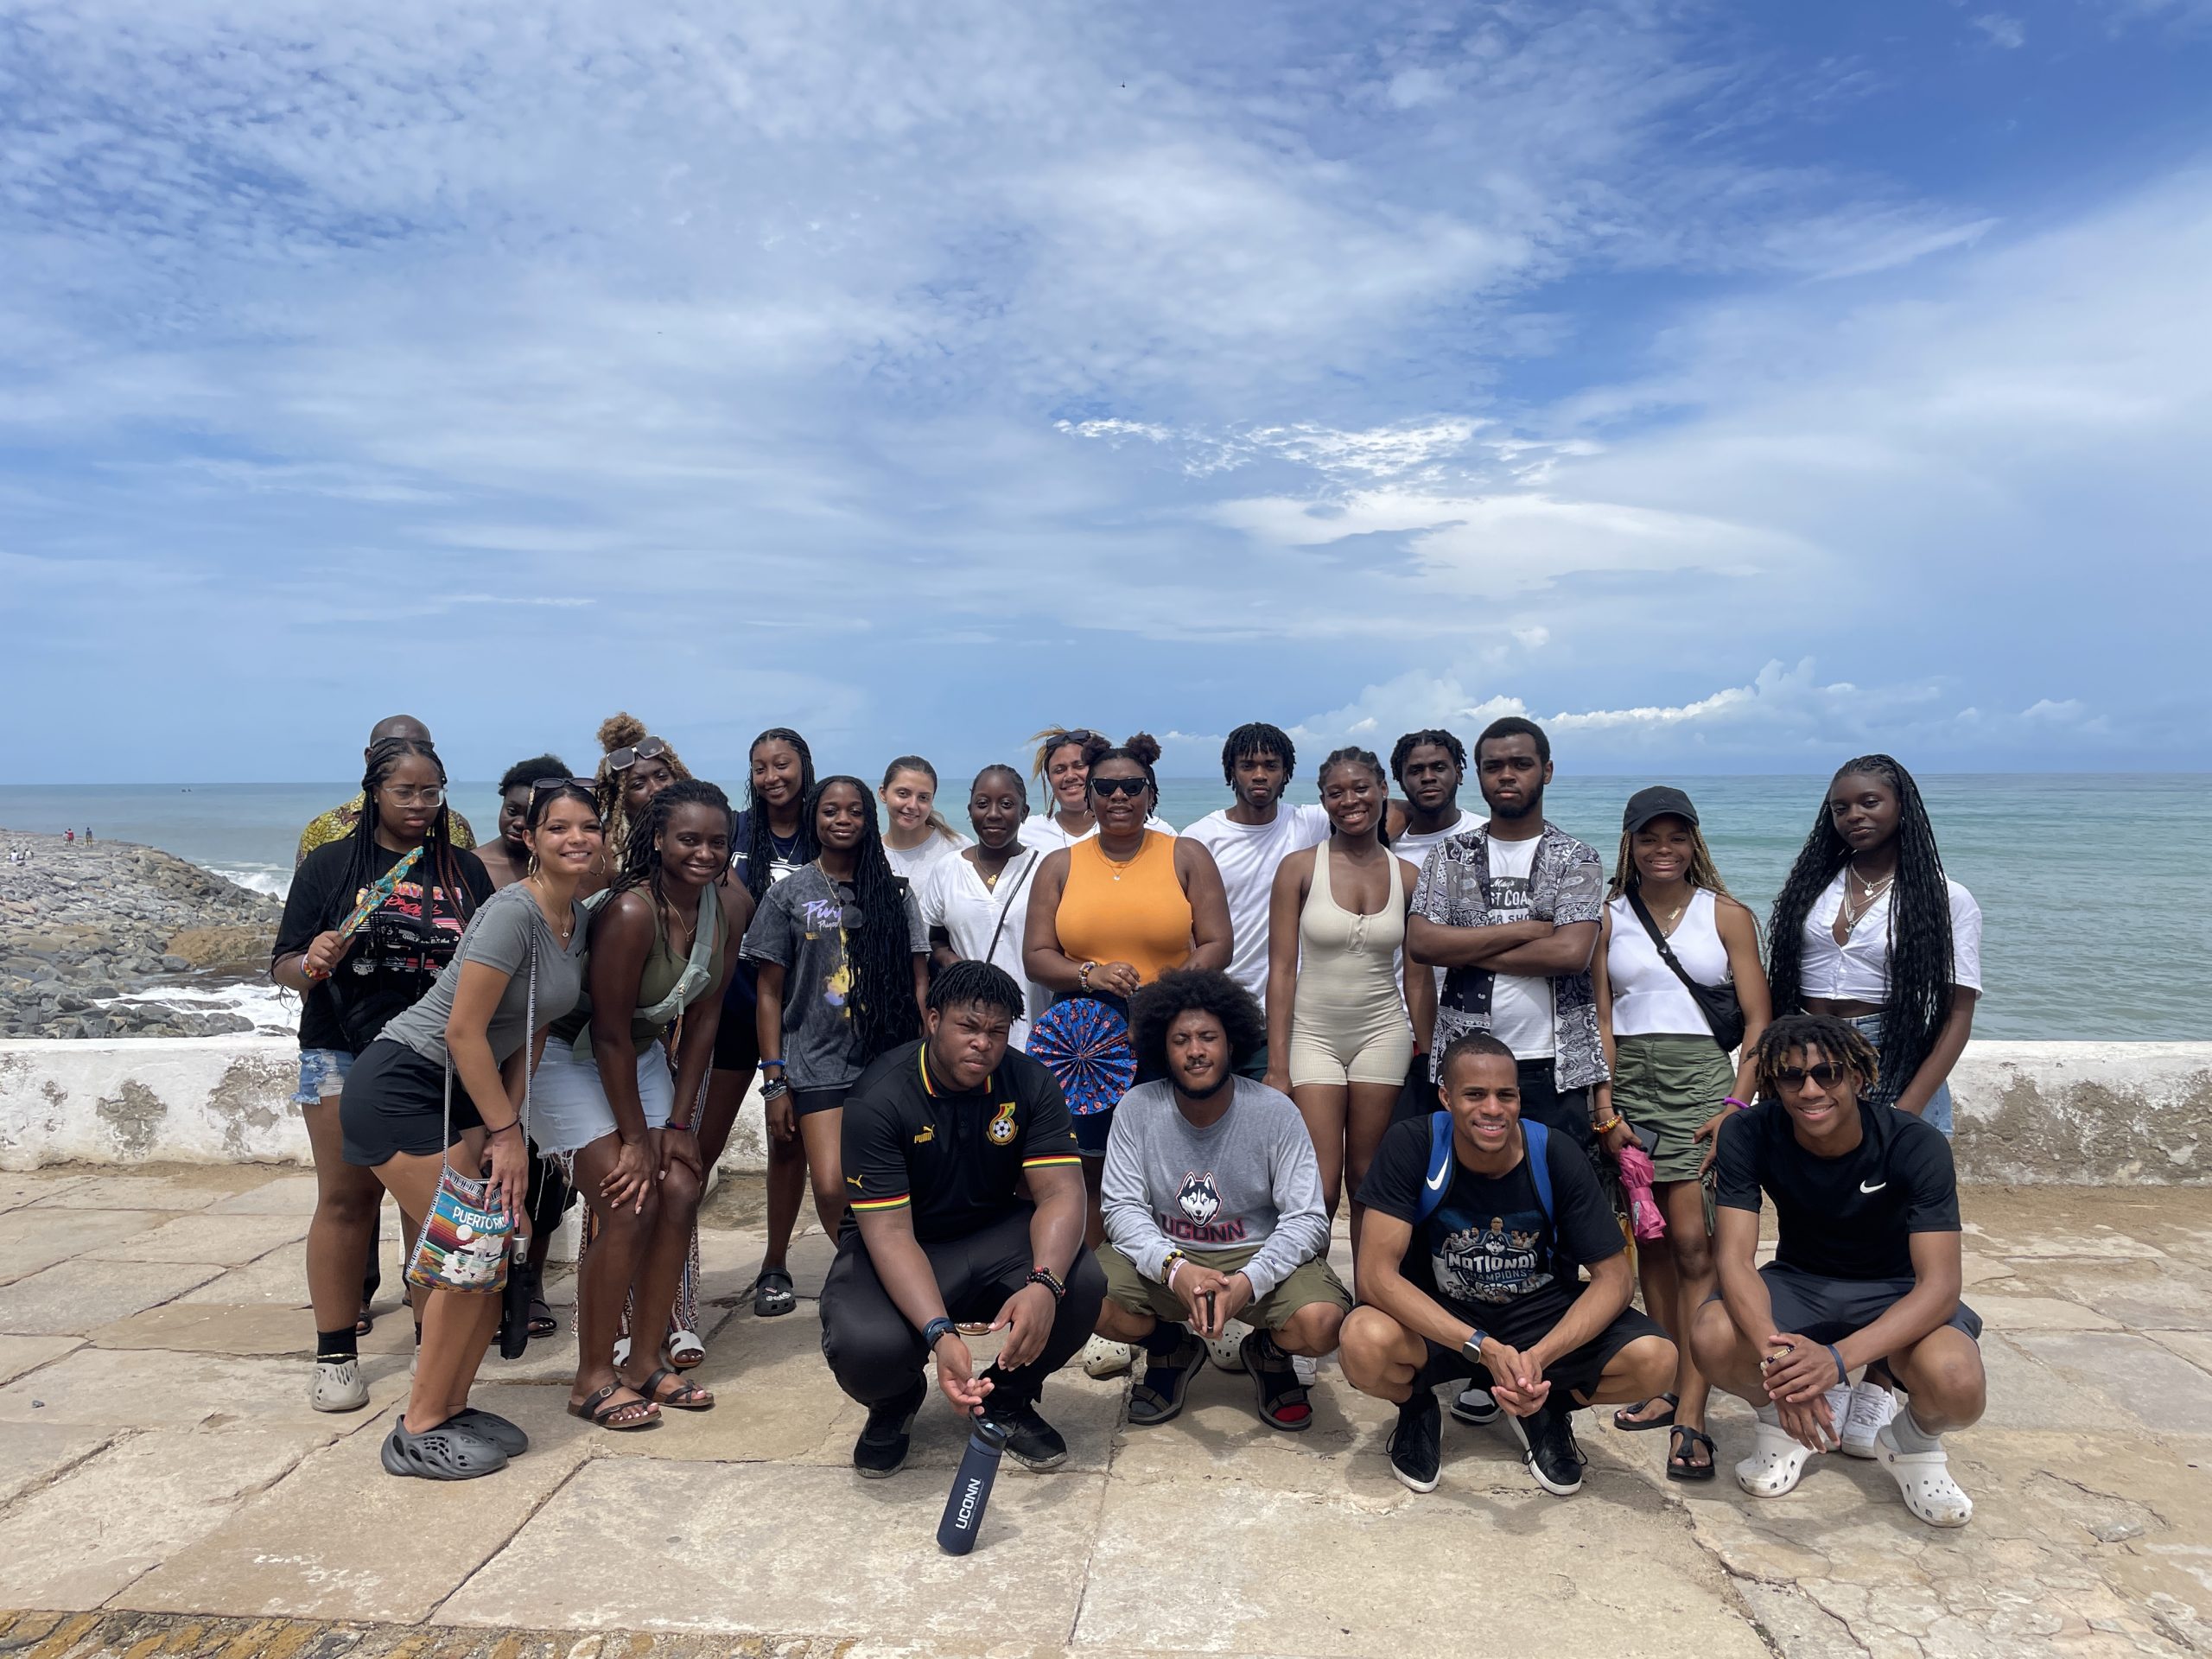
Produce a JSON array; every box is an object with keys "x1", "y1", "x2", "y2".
[
  {"x1": 883, "y1": 830, "x2": 969, "y2": 882},
  {"x1": 1180, "y1": 804, "x2": 1332, "y2": 1007},
  {"x1": 1395, "y1": 810, "x2": 1474, "y2": 1015},
  {"x1": 1482, "y1": 833, "x2": 1554, "y2": 1061},
  {"x1": 916, "y1": 849, "x2": 1049, "y2": 1049},
  {"x1": 1801, "y1": 873, "x2": 1984, "y2": 1002},
  {"x1": 1020, "y1": 811, "x2": 1175, "y2": 853}
]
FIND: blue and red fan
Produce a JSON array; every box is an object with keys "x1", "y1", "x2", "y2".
[{"x1": 1026, "y1": 996, "x2": 1135, "y2": 1116}]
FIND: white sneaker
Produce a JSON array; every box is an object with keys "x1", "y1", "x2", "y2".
[
  {"x1": 1839, "y1": 1379, "x2": 1896, "y2": 1459},
  {"x1": 1877, "y1": 1423, "x2": 1974, "y2": 1527},
  {"x1": 1450, "y1": 1386, "x2": 1501, "y2": 1427},
  {"x1": 310, "y1": 1357, "x2": 368, "y2": 1413},
  {"x1": 1205, "y1": 1319, "x2": 1251, "y2": 1372},
  {"x1": 1081, "y1": 1336, "x2": 1133, "y2": 1379}
]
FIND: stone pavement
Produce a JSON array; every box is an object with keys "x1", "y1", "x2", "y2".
[{"x1": 0, "y1": 1167, "x2": 2207, "y2": 1659}]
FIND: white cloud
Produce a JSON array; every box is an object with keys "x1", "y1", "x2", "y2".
[{"x1": 1973, "y1": 14, "x2": 2027, "y2": 48}]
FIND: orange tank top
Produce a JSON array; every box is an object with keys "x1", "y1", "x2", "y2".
[{"x1": 1056, "y1": 831, "x2": 1192, "y2": 986}]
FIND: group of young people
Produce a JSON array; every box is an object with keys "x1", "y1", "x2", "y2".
[{"x1": 271, "y1": 709, "x2": 1989, "y2": 1530}]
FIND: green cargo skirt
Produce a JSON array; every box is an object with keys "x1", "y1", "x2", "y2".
[{"x1": 1611, "y1": 1033, "x2": 1734, "y2": 1185}]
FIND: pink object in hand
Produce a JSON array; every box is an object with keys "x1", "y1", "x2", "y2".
[{"x1": 1616, "y1": 1143, "x2": 1668, "y2": 1242}]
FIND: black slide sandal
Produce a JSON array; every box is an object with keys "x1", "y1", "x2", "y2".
[
  {"x1": 1666, "y1": 1424, "x2": 1717, "y2": 1482},
  {"x1": 1613, "y1": 1392, "x2": 1679, "y2": 1431}
]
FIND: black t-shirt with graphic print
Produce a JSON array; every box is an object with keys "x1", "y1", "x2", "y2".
[
  {"x1": 275, "y1": 839, "x2": 493, "y2": 1053},
  {"x1": 1358, "y1": 1114, "x2": 1624, "y2": 1336},
  {"x1": 840, "y1": 1039, "x2": 1081, "y2": 1243}
]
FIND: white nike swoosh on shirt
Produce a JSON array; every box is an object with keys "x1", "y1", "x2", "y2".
[
  {"x1": 1859, "y1": 1179, "x2": 1887, "y2": 1193},
  {"x1": 1426, "y1": 1166, "x2": 1449, "y2": 1192}
]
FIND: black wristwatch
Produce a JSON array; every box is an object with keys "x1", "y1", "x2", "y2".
[
  {"x1": 922, "y1": 1316, "x2": 957, "y2": 1350},
  {"x1": 1461, "y1": 1329, "x2": 1488, "y2": 1364}
]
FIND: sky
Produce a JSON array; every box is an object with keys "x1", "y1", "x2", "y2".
[{"x1": 3, "y1": 0, "x2": 2209, "y2": 785}]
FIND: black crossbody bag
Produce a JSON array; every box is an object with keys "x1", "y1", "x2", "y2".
[{"x1": 1625, "y1": 889, "x2": 1746, "y2": 1053}]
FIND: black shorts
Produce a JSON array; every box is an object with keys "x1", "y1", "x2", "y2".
[
  {"x1": 340, "y1": 1039, "x2": 479, "y2": 1167},
  {"x1": 791, "y1": 1087, "x2": 849, "y2": 1120},
  {"x1": 1415, "y1": 1302, "x2": 1667, "y2": 1405},
  {"x1": 713, "y1": 1001, "x2": 760, "y2": 1074},
  {"x1": 1740, "y1": 1262, "x2": 1983, "y2": 1347}
]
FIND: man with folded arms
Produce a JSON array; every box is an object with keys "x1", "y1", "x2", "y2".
[
  {"x1": 1096, "y1": 969, "x2": 1349, "y2": 1431},
  {"x1": 1694, "y1": 1013, "x2": 1984, "y2": 1528},
  {"x1": 1341, "y1": 1033, "x2": 1674, "y2": 1497}
]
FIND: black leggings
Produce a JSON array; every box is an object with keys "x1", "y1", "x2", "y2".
[{"x1": 819, "y1": 1207, "x2": 1106, "y2": 1408}]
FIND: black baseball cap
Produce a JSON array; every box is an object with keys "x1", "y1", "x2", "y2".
[{"x1": 1623, "y1": 785, "x2": 1699, "y2": 835}]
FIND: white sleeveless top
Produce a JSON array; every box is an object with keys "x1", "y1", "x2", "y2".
[{"x1": 1605, "y1": 889, "x2": 1731, "y2": 1039}]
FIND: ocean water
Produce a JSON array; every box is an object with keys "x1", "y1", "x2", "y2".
[{"x1": 4, "y1": 775, "x2": 2207, "y2": 1043}]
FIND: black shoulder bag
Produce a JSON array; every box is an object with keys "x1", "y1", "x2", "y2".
[{"x1": 1624, "y1": 889, "x2": 1745, "y2": 1054}]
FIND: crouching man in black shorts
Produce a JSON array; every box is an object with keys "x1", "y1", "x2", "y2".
[
  {"x1": 1693, "y1": 1014, "x2": 1985, "y2": 1528},
  {"x1": 820, "y1": 960, "x2": 1105, "y2": 1477},
  {"x1": 1340, "y1": 1033, "x2": 1674, "y2": 1497}
]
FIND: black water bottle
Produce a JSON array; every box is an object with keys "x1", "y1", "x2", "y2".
[
  {"x1": 936, "y1": 1415, "x2": 1008, "y2": 1555},
  {"x1": 497, "y1": 1230, "x2": 532, "y2": 1359}
]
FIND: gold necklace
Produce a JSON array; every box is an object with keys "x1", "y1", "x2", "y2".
[{"x1": 527, "y1": 875, "x2": 575, "y2": 944}]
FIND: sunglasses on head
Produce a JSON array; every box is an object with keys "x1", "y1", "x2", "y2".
[
  {"x1": 1774, "y1": 1063, "x2": 1849, "y2": 1089},
  {"x1": 607, "y1": 736, "x2": 670, "y2": 772},
  {"x1": 531, "y1": 776, "x2": 598, "y2": 798},
  {"x1": 1089, "y1": 775, "x2": 1148, "y2": 799}
]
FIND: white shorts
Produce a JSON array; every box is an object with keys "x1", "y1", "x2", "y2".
[{"x1": 529, "y1": 1039, "x2": 674, "y2": 1156}]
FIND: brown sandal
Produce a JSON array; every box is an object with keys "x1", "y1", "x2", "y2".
[
  {"x1": 637, "y1": 1365, "x2": 714, "y2": 1411},
  {"x1": 568, "y1": 1382, "x2": 659, "y2": 1431}
]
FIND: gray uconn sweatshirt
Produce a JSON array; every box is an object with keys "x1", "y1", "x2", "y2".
[{"x1": 1100, "y1": 1077, "x2": 1331, "y2": 1300}]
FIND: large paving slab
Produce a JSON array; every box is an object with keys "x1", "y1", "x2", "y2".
[
  {"x1": 81, "y1": 1211, "x2": 308, "y2": 1266},
  {"x1": 0, "y1": 1423, "x2": 327, "y2": 1609},
  {"x1": 0, "y1": 1332, "x2": 79, "y2": 1386},
  {"x1": 2012, "y1": 1332, "x2": 2212, "y2": 1437},
  {"x1": 24, "y1": 1168, "x2": 277, "y2": 1211},
  {"x1": 437, "y1": 1457, "x2": 1106, "y2": 1640},
  {"x1": 0, "y1": 1420, "x2": 115, "y2": 1509},
  {"x1": 0, "y1": 1257, "x2": 223, "y2": 1335},
  {"x1": 0, "y1": 1207, "x2": 175, "y2": 1284},
  {"x1": 0, "y1": 1344, "x2": 408, "y2": 1430},
  {"x1": 205, "y1": 1174, "x2": 321, "y2": 1216}
]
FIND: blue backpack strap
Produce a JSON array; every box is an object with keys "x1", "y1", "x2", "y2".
[
  {"x1": 1415, "y1": 1111, "x2": 1455, "y2": 1224},
  {"x1": 1522, "y1": 1119, "x2": 1554, "y2": 1225}
]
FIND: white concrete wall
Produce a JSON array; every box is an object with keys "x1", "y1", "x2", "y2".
[{"x1": 2, "y1": 1034, "x2": 2205, "y2": 1183}]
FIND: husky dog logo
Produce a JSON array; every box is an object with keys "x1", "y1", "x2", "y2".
[{"x1": 1177, "y1": 1171, "x2": 1221, "y2": 1228}]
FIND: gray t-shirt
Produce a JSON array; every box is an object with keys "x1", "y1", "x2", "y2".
[
  {"x1": 378, "y1": 883, "x2": 588, "y2": 1068},
  {"x1": 739, "y1": 864, "x2": 926, "y2": 1092},
  {"x1": 1101, "y1": 1077, "x2": 1331, "y2": 1300}
]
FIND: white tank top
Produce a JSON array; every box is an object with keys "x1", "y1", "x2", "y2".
[{"x1": 1605, "y1": 889, "x2": 1731, "y2": 1039}]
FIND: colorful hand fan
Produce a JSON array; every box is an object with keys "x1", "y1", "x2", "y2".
[{"x1": 1026, "y1": 996, "x2": 1135, "y2": 1116}]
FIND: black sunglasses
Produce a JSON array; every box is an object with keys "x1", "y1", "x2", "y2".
[
  {"x1": 1089, "y1": 775, "x2": 1149, "y2": 799},
  {"x1": 607, "y1": 736, "x2": 670, "y2": 772},
  {"x1": 1774, "y1": 1063, "x2": 1849, "y2": 1090},
  {"x1": 531, "y1": 776, "x2": 598, "y2": 798}
]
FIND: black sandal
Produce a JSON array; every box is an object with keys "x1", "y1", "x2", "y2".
[
  {"x1": 1613, "y1": 1392, "x2": 1679, "y2": 1432},
  {"x1": 567, "y1": 1382, "x2": 660, "y2": 1432},
  {"x1": 1241, "y1": 1330, "x2": 1313, "y2": 1431},
  {"x1": 1128, "y1": 1330, "x2": 1205, "y2": 1427},
  {"x1": 638, "y1": 1365, "x2": 715, "y2": 1411},
  {"x1": 354, "y1": 1303, "x2": 375, "y2": 1338},
  {"x1": 522, "y1": 1265, "x2": 557, "y2": 1339},
  {"x1": 1666, "y1": 1424, "x2": 1717, "y2": 1482},
  {"x1": 752, "y1": 1267, "x2": 796, "y2": 1318}
]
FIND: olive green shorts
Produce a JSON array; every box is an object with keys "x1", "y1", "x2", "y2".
[
  {"x1": 1611, "y1": 1033, "x2": 1734, "y2": 1184},
  {"x1": 1097, "y1": 1242, "x2": 1351, "y2": 1332}
]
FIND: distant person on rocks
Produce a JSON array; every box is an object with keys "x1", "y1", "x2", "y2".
[
  {"x1": 1764, "y1": 754, "x2": 1983, "y2": 1452},
  {"x1": 475, "y1": 754, "x2": 572, "y2": 889},
  {"x1": 1096, "y1": 969, "x2": 1347, "y2": 1433},
  {"x1": 63, "y1": 830, "x2": 73, "y2": 843},
  {"x1": 537, "y1": 780, "x2": 734, "y2": 1429},
  {"x1": 273, "y1": 735, "x2": 493, "y2": 1413},
  {"x1": 1340, "y1": 1033, "x2": 1675, "y2": 1499},
  {"x1": 1694, "y1": 1015, "x2": 1985, "y2": 1529},
  {"x1": 1264, "y1": 746, "x2": 1431, "y2": 1237},
  {"x1": 344, "y1": 779, "x2": 601, "y2": 1480},
  {"x1": 1179, "y1": 721, "x2": 1330, "y2": 1076},
  {"x1": 297, "y1": 715, "x2": 476, "y2": 868},
  {"x1": 820, "y1": 960, "x2": 1103, "y2": 1478}
]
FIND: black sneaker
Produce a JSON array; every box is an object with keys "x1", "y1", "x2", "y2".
[
  {"x1": 1449, "y1": 1384, "x2": 1501, "y2": 1427},
  {"x1": 853, "y1": 1379, "x2": 926, "y2": 1479},
  {"x1": 1388, "y1": 1388, "x2": 1443, "y2": 1493},
  {"x1": 982, "y1": 1395, "x2": 1068, "y2": 1471},
  {"x1": 1509, "y1": 1395, "x2": 1586, "y2": 1497}
]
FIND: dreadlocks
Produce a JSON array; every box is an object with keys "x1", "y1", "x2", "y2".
[
  {"x1": 741, "y1": 728, "x2": 816, "y2": 899},
  {"x1": 593, "y1": 713, "x2": 694, "y2": 861},
  {"x1": 1751, "y1": 1013, "x2": 1881, "y2": 1101},
  {"x1": 926, "y1": 958, "x2": 1027, "y2": 1021},
  {"x1": 809, "y1": 775, "x2": 922, "y2": 1060},
  {"x1": 1766, "y1": 755, "x2": 1954, "y2": 1105},
  {"x1": 346, "y1": 737, "x2": 476, "y2": 933},
  {"x1": 1221, "y1": 722, "x2": 1296, "y2": 785},
  {"x1": 1389, "y1": 728, "x2": 1467, "y2": 784},
  {"x1": 609, "y1": 779, "x2": 734, "y2": 910}
]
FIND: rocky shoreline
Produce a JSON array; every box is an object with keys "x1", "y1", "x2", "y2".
[{"x1": 0, "y1": 831, "x2": 283, "y2": 1039}]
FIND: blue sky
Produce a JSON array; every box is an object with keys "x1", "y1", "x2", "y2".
[{"x1": 3, "y1": 0, "x2": 2209, "y2": 784}]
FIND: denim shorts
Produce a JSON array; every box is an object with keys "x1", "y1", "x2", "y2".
[
  {"x1": 293, "y1": 1047, "x2": 353, "y2": 1107},
  {"x1": 1849, "y1": 1014, "x2": 1955, "y2": 1137}
]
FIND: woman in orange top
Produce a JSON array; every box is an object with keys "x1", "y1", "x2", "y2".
[{"x1": 1024, "y1": 733, "x2": 1231, "y2": 1230}]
